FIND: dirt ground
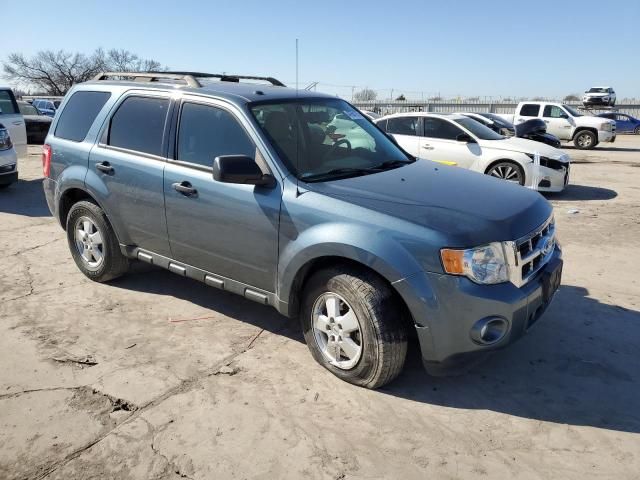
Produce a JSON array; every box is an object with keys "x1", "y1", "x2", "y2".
[{"x1": 1, "y1": 136, "x2": 639, "y2": 480}]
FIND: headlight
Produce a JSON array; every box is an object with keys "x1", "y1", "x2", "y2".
[
  {"x1": 0, "y1": 128, "x2": 13, "y2": 151},
  {"x1": 600, "y1": 123, "x2": 612, "y2": 132},
  {"x1": 441, "y1": 242, "x2": 509, "y2": 284}
]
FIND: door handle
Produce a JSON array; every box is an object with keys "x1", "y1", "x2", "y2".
[
  {"x1": 543, "y1": 120, "x2": 550, "y2": 123},
  {"x1": 422, "y1": 145, "x2": 434, "y2": 150},
  {"x1": 95, "y1": 161, "x2": 114, "y2": 174},
  {"x1": 172, "y1": 181, "x2": 197, "y2": 196}
]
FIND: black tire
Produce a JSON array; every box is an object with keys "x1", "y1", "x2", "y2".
[
  {"x1": 635, "y1": 127, "x2": 640, "y2": 135},
  {"x1": 485, "y1": 161, "x2": 525, "y2": 185},
  {"x1": 574, "y1": 130, "x2": 597, "y2": 150},
  {"x1": 66, "y1": 200, "x2": 129, "y2": 282},
  {"x1": 300, "y1": 266, "x2": 408, "y2": 389}
]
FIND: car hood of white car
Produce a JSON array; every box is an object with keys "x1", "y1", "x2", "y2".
[
  {"x1": 478, "y1": 137, "x2": 568, "y2": 160},
  {"x1": 584, "y1": 92, "x2": 610, "y2": 97}
]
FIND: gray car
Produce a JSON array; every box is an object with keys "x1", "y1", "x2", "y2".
[{"x1": 43, "y1": 72, "x2": 562, "y2": 388}]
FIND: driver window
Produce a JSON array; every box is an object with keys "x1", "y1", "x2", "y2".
[
  {"x1": 177, "y1": 103, "x2": 255, "y2": 168},
  {"x1": 423, "y1": 117, "x2": 463, "y2": 140},
  {"x1": 543, "y1": 106, "x2": 567, "y2": 119}
]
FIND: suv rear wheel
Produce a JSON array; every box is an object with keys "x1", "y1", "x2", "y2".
[
  {"x1": 574, "y1": 130, "x2": 597, "y2": 149},
  {"x1": 66, "y1": 200, "x2": 129, "y2": 282},
  {"x1": 301, "y1": 267, "x2": 407, "y2": 389}
]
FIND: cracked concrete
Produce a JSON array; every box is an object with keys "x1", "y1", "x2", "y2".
[{"x1": 1, "y1": 143, "x2": 639, "y2": 479}]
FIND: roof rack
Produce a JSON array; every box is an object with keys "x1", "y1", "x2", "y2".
[{"x1": 92, "y1": 71, "x2": 285, "y2": 88}]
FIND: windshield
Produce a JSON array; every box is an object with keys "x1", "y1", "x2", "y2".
[
  {"x1": 588, "y1": 88, "x2": 608, "y2": 93},
  {"x1": 563, "y1": 105, "x2": 583, "y2": 117},
  {"x1": 454, "y1": 117, "x2": 505, "y2": 140},
  {"x1": 250, "y1": 98, "x2": 412, "y2": 182},
  {"x1": 19, "y1": 103, "x2": 39, "y2": 115}
]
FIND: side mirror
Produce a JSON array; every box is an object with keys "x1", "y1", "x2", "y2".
[
  {"x1": 456, "y1": 133, "x2": 476, "y2": 143},
  {"x1": 212, "y1": 155, "x2": 275, "y2": 187}
]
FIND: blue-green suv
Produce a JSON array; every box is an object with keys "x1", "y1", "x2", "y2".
[{"x1": 43, "y1": 72, "x2": 562, "y2": 388}]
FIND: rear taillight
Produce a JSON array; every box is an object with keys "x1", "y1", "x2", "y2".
[{"x1": 42, "y1": 144, "x2": 52, "y2": 177}]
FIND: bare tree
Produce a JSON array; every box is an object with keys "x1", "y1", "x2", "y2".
[
  {"x1": 3, "y1": 49, "x2": 165, "y2": 95},
  {"x1": 563, "y1": 94, "x2": 580, "y2": 102},
  {"x1": 353, "y1": 88, "x2": 377, "y2": 102},
  {"x1": 395, "y1": 94, "x2": 406, "y2": 101}
]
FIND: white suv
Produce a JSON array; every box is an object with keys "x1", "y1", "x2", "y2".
[
  {"x1": 376, "y1": 113, "x2": 570, "y2": 192},
  {"x1": 0, "y1": 87, "x2": 27, "y2": 161},
  {"x1": 583, "y1": 87, "x2": 616, "y2": 107}
]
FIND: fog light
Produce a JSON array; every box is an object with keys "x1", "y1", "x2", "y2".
[{"x1": 470, "y1": 317, "x2": 509, "y2": 345}]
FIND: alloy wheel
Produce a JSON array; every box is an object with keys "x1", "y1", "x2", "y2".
[
  {"x1": 488, "y1": 164, "x2": 523, "y2": 184},
  {"x1": 74, "y1": 216, "x2": 104, "y2": 269},
  {"x1": 311, "y1": 292, "x2": 363, "y2": 370}
]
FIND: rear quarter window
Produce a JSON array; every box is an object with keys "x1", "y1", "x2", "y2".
[{"x1": 54, "y1": 91, "x2": 111, "y2": 142}]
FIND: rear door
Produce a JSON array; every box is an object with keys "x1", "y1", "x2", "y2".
[
  {"x1": 163, "y1": 98, "x2": 281, "y2": 291},
  {"x1": 0, "y1": 89, "x2": 27, "y2": 160},
  {"x1": 515, "y1": 103, "x2": 541, "y2": 126},
  {"x1": 616, "y1": 114, "x2": 633, "y2": 133},
  {"x1": 88, "y1": 93, "x2": 172, "y2": 256},
  {"x1": 385, "y1": 116, "x2": 422, "y2": 157},
  {"x1": 542, "y1": 105, "x2": 573, "y2": 140}
]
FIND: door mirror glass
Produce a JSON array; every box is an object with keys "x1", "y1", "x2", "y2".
[
  {"x1": 213, "y1": 155, "x2": 275, "y2": 187},
  {"x1": 456, "y1": 133, "x2": 476, "y2": 143}
]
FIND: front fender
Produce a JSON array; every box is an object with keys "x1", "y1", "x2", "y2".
[{"x1": 277, "y1": 221, "x2": 425, "y2": 315}]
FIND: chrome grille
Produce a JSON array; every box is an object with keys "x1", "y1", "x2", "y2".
[{"x1": 505, "y1": 215, "x2": 556, "y2": 287}]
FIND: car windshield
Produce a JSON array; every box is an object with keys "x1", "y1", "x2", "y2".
[
  {"x1": 588, "y1": 88, "x2": 608, "y2": 93},
  {"x1": 454, "y1": 117, "x2": 505, "y2": 140},
  {"x1": 250, "y1": 98, "x2": 413, "y2": 182},
  {"x1": 19, "y1": 103, "x2": 39, "y2": 115},
  {"x1": 563, "y1": 105, "x2": 583, "y2": 117}
]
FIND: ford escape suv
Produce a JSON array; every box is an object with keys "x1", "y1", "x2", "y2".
[{"x1": 43, "y1": 72, "x2": 562, "y2": 388}]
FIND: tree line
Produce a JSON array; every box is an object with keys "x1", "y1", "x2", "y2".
[{"x1": 2, "y1": 49, "x2": 165, "y2": 95}]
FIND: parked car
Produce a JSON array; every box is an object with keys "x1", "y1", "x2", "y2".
[
  {"x1": 0, "y1": 123, "x2": 18, "y2": 188},
  {"x1": 583, "y1": 87, "x2": 616, "y2": 107},
  {"x1": 459, "y1": 113, "x2": 561, "y2": 148},
  {"x1": 0, "y1": 86, "x2": 27, "y2": 161},
  {"x1": 44, "y1": 71, "x2": 562, "y2": 388},
  {"x1": 32, "y1": 98, "x2": 61, "y2": 117},
  {"x1": 501, "y1": 101, "x2": 616, "y2": 149},
  {"x1": 18, "y1": 101, "x2": 52, "y2": 144},
  {"x1": 376, "y1": 112, "x2": 569, "y2": 192},
  {"x1": 597, "y1": 112, "x2": 640, "y2": 135}
]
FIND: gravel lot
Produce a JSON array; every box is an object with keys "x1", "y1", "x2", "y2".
[{"x1": 1, "y1": 137, "x2": 639, "y2": 480}]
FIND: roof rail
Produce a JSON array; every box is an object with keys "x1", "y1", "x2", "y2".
[
  {"x1": 93, "y1": 71, "x2": 202, "y2": 87},
  {"x1": 155, "y1": 71, "x2": 286, "y2": 87}
]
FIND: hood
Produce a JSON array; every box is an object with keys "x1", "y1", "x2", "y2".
[
  {"x1": 576, "y1": 115, "x2": 614, "y2": 128},
  {"x1": 303, "y1": 160, "x2": 552, "y2": 247},
  {"x1": 479, "y1": 136, "x2": 564, "y2": 158},
  {"x1": 584, "y1": 92, "x2": 609, "y2": 97}
]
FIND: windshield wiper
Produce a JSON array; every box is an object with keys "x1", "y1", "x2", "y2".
[
  {"x1": 301, "y1": 167, "x2": 375, "y2": 183},
  {"x1": 369, "y1": 159, "x2": 414, "y2": 170}
]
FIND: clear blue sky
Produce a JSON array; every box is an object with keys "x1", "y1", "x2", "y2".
[{"x1": 3, "y1": 0, "x2": 639, "y2": 99}]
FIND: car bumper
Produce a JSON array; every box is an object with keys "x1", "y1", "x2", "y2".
[
  {"x1": 394, "y1": 247, "x2": 562, "y2": 374},
  {"x1": 583, "y1": 98, "x2": 612, "y2": 105},
  {"x1": 598, "y1": 131, "x2": 615, "y2": 143},
  {"x1": 524, "y1": 162, "x2": 569, "y2": 192},
  {"x1": 0, "y1": 148, "x2": 18, "y2": 184},
  {"x1": 43, "y1": 177, "x2": 58, "y2": 218}
]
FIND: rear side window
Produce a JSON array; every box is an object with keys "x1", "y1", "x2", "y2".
[
  {"x1": 387, "y1": 116, "x2": 420, "y2": 136},
  {"x1": 108, "y1": 96, "x2": 169, "y2": 156},
  {"x1": 177, "y1": 103, "x2": 255, "y2": 168},
  {"x1": 520, "y1": 104, "x2": 540, "y2": 117},
  {"x1": 54, "y1": 91, "x2": 111, "y2": 142},
  {"x1": 0, "y1": 90, "x2": 19, "y2": 114}
]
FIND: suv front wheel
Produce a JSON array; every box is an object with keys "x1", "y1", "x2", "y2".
[
  {"x1": 66, "y1": 200, "x2": 129, "y2": 282},
  {"x1": 301, "y1": 267, "x2": 407, "y2": 389}
]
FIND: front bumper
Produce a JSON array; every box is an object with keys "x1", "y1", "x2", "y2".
[
  {"x1": 583, "y1": 97, "x2": 612, "y2": 105},
  {"x1": 598, "y1": 130, "x2": 616, "y2": 143},
  {"x1": 0, "y1": 148, "x2": 18, "y2": 185},
  {"x1": 394, "y1": 247, "x2": 562, "y2": 374},
  {"x1": 524, "y1": 162, "x2": 569, "y2": 193}
]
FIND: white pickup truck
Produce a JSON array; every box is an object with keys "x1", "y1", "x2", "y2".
[{"x1": 501, "y1": 101, "x2": 616, "y2": 150}]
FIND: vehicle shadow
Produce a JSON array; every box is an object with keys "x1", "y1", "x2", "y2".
[
  {"x1": 544, "y1": 184, "x2": 617, "y2": 201},
  {"x1": 381, "y1": 284, "x2": 640, "y2": 434},
  {"x1": 0, "y1": 178, "x2": 52, "y2": 217},
  {"x1": 109, "y1": 262, "x2": 304, "y2": 343}
]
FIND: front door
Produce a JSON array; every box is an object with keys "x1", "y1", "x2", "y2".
[
  {"x1": 163, "y1": 99, "x2": 281, "y2": 291},
  {"x1": 420, "y1": 117, "x2": 480, "y2": 170},
  {"x1": 542, "y1": 105, "x2": 573, "y2": 140}
]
